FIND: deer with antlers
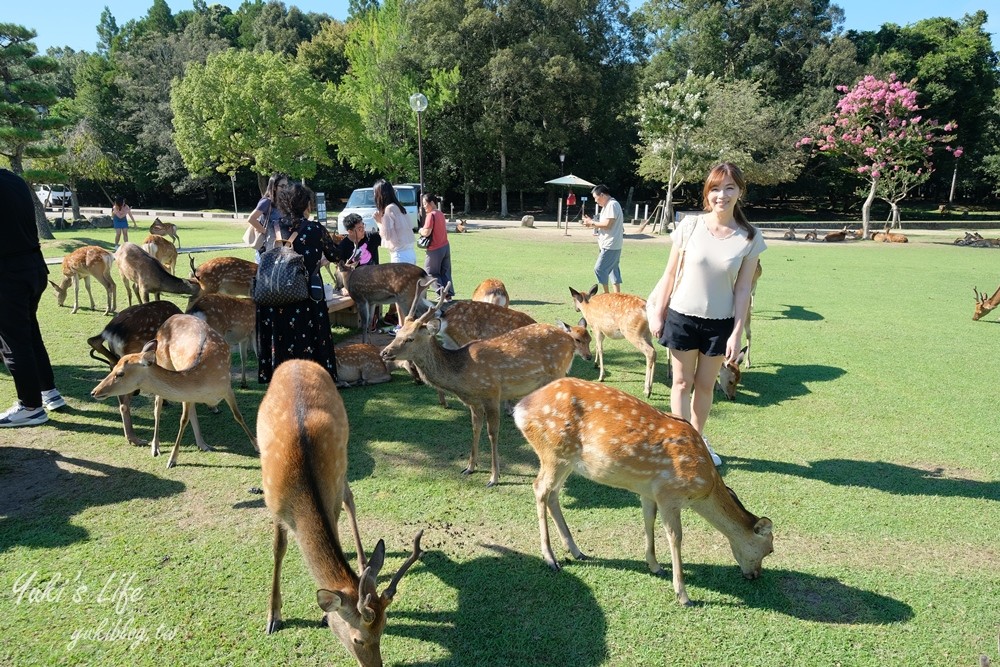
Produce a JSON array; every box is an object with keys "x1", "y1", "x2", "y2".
[
  {"x1": 973, "y1": 286, "x2": 1000, "y2": 321},
  {"x1": 48, "y1": 245, "x2": 117, "y2": 315},
  {"x1": 148, "y1": 218, "x2": 180, "y2": 247},
  {"x1": 186, "y1": 293, "x2": 256, "y2": 388},
  {"x1": 88, "y1": 301, "x2": 182, "y2": 446},
  {"x1": 338, "y1": 261, "x2": 437, "y2": 345},
  {"x1": 259, "y1": 359, "x2": 422, "y2": 666},
  {"x1": 569, "y1": 285, "x2": 657, "y2": 398},
  {"x1": 187, "y1": 255, "x2": 257, "y2": 304},
  {"x1": 115, "y1": 243, "x2": 200, "y2": 306},
  {"x1": 91, "y1": 314, "x2": 256, "y2": 468},
  {"x1": 471, "y1": 278, "x2": 510, "y2": 307},
  {"x1": 380, "y1": 289, "x2": 592, "y2": 487},
  {"x1": 514, "y1": 377, "x2": 774, "y2": 606},
  {"x1": 141, "y1": 234, "x2": 178, "y2": 274}
]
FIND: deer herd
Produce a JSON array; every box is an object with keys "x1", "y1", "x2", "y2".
[{"x1": 54, "y1": 212, "x2": 1000, "y2": 665}]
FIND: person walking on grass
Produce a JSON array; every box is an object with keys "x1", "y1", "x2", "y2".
[{"x1": 582, "y1": 184, "x2": 624, "y2": 293}]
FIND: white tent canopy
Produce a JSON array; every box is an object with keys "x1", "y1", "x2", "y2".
[{"x1": 544, "y1": 174, "x2": 595, "y2": 189}]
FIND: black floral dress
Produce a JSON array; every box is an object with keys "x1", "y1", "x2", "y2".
[{"x1": 256, "y1": 218, "x2": 343, "y2": 384}]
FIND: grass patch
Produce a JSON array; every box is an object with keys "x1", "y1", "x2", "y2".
[{"x1": 2, "y1": 227, "x2": 998, "y2": 666}]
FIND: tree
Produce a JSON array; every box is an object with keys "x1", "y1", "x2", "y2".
[
  {"x1": 0, "y1": 24, "x2": 69, "y2": 239},
  {"x1": 798, "y1": 74, "x2": 957, "y2": 236},
  {"x1": 171, "y1": 48, "x2": 341, "y2": 182},
  {"x1": 296, "y1": 18, "x2": 350, "y2": 84}
]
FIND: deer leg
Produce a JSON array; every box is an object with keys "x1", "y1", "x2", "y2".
[
  {"x1": 630, "y1": 332, "x2": 657, "y2": 399},
  {"x1": 536, "y1": 462, "x2": 584, "y2": 565},
  {"x1": 342, "y1": 483, "x2": 367, "y2": 571},
  {"x1": 103, "y1": 276, "x2": 116, "y2": 314},
  {"x1": 119, "y1": 394, "x2": 147, "y2": 446},
  {"x1": 150, "y1": 395, "x2": 165, "y2": 457},
  {"x1": 166, "y1": 402, "x2": 195, "y2": 469},
  {"x1": 484, "y1": 401, "x2": 502, "y2": 487},
  {"x1": 83, "y1": 276, "x2": 96, "y2": 311},
  {"x1": 224, "y1": 390, "x2": 258, "y2": 451},
  {"x1": 533, "y1": 467, "x2": 561, "y2": 571},
  {"x1": 186, "y1": 402, "x2": 213, "y2": 452},
  {"x1": 237, "y1": 341, "x2": 248, "y2": 389},
  {"x1": 70, "y1": 275, "x2": 81, "y2": 314},
  {"x1": 641, "y1": 496, "x2": 664, "y2": 575},
  {"x1": 266, "y1": 522, "x2": 287, "y2": 634},
  {"x1": 358, "y1": 302, "x2": 371, "y2": 345},
  {"x1": 595, "y1": 331, "x2": 606, "y2": 381},
  {"x1": 464, "y1": 404, "x2": 485, "y2": 477},
  {"x1": 658, "y1": 502, "x2": 690, "y2": 606}
]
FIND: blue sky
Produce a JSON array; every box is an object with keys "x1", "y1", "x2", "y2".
[{"x1": 7, "y1": 0, "x2": 997, "y2": 54}]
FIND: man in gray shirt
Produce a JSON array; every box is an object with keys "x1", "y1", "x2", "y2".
[{"x1": 582, "y1": 184, "x2": 624, "y2": 293}]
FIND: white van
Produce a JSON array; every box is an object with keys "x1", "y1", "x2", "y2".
[
  {"x1": 35, "y1": 184, "x2": 72, "y2": 208},
  {"x1": 335, "y1": 184, "x2": 420, "y2": 234}
]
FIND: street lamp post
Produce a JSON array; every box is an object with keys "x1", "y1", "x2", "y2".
[
  {"x1": 230, "y1": 172, "x2": 238, "y2": 216},
  {"x1": 409, "y1": 92, "x2": 428, "y2": 217},
  {"x1": 559, "y1": 152, "x2": 565, "y2": 175}
]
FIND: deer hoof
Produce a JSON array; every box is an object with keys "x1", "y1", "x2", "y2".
[
  {"x1": 546, "y1": 560, "x2": 562, "y2": 573},
  {"x1": 486, "y1": 478, "x2": 498, "y2": 488},
  {"x1": 266, "y1": 618, "x2": 281, "y2": 634}
]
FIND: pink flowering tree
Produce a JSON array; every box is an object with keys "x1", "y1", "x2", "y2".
[{"x1": 797, "y1": 75, "x2": 958, "y2": 237}]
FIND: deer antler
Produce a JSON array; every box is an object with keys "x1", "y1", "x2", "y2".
[
  {"x1": 381, "y1": 530, "x2": 424, "y2": 601},
  {"x1": 974, "y1": 287, "x2": 985, "y2": 303}
]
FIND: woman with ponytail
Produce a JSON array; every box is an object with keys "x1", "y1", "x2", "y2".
[{"x1": 645, "y1": 162, "x2": 765, "y2": 466}]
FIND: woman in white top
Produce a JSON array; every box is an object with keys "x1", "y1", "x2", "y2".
[
  {"x1": 646, "y1": 163, "x2": 766, "y2": 465},
  {"x1": 373, "y1": 179, "x2": 416, "y2": 265}
]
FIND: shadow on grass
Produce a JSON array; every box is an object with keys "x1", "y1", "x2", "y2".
[
  {"x1": 577, "y1": 557, "x2": 912, "y2": 624},
  {"x1": 735, "y1": 363, "x2": 846, "y2": 407},
  {"x1": 726, "y1": 456, "x2": 999, "y2": 500},
  {"x1": 391, "y1": 544, "x2": 607, "y2": 666},
  {"x1": 0, "y1": 448, "x2": 185, "y2": 553},
  {"x1": 754, "y1": 304, "x2": 824, "y2": 321}
]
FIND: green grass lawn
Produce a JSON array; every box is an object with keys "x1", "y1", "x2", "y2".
[{"x1": 2, "y1": 227, "x2": 998, "y2": 666}]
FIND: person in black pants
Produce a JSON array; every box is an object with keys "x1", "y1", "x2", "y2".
[{"x1": 0, "y1": 169, "x2": 65, "y2": 427}]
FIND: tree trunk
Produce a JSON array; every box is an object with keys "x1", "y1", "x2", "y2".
[
  {"x1": 860, "y1": 178, "x2": 877, "y2": 239},
  {"x1": 463, "y1": 179, "x2": 471, "y2": 214},
  {"x1": 890, "y1": 203, "x2": 901, "y2": 228},
  {"x1": 32, "y1": 196, "x2": 55, "y2": 240},
  {"x1": 664, "y1": 146, "x2": 677, "y2": 234},
  {"x1": 499, "y1": 149, "x2": 508, "y2": 218}
]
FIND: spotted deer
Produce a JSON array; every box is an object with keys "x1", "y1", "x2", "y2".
[
  {"x1": 334, "y1": 343, "x2": 393, "y2": 388},
  {"x1": 782, "y1": 226, "x2": 796, "y2": 240},
  {"x1": 87, "y1": 301, "x2": 182, "y2": 446},
  {"x1": 141, "y1": 234, "x2": 178, "y2": 274},
  {"x1": 803, "y1": 228, "x2": 818, "y2": 242},
  {"x1": 48, "y1": 245, "x2": 117, "y2": 314},
  {"x1": 434, "y1": 300, "x2": 535, "y2": 349},
  {"x1": 115, "y1": 243, "x2": 200, "y2": 306},
  {"x1": 380, "y1": 291, "x2": 592, "y2": 487},
  {"x1": 91, "y1": 314, "x2": 257, "y2": 468},
  {"x1": 973, "y1": 286, "x2": 1000, "y2": 321},
  {"x1": 188, "y1": 255, "x2": 257, "y2": 305},
  {"x1": 569, "y1": 286, "x2": 657, "y2": 398},
  {"x1": 259, "y1": 359, "x2": 422, "y2": 667},
  {"x1": 514, "y1": 377, "x2": 774, "y2": 606},
  {"x1": 337, "y1": 261, "x2": 437, "y2": 345},
  {"x1": 471, "y1": 278, "x2": 510, "y2": 307},
  {"x1": 148, "y1": 218, "x2": 180, "y2": 247},
  {"x1": 186, "y1": 294, "x2": 257, "y2": 388}
]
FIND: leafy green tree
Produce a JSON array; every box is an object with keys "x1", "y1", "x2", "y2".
[
  {"x1": 296, "y1": 18, "x2": 350, "y2": 84},
  {"x1": 0, "y1": 24, "x2": 69, "y2": 239},
  {"x1": 96, "y1": 7, "x2": 121, "y2": 55},
  {"x1": 171, "y1": 48, "x2": 341, "y2": 183}
]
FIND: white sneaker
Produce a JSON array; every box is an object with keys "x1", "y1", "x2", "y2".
[
  {"x1": 41, "y1": 389, "x2": 66, "y2": 411},
  {"x1": 703, "y1": 436, "x2": 722, "y2": 466},
  {"x1": 0, "y1": 401, "x2": 49, "y2": 428}
]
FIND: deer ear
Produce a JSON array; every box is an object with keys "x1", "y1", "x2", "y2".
[
  {"x1": 578, "y1": 317, "x2": 587, "y2": 328},
  {"x1": 425, "y1": 318, "x2": 442, "y2": 335},
  {"x1": 588, "y1": 285, "x2": 599, "y2": 297},
  {"x1": 317, "y1": 589, "x2": 345, "y2": 613},
  {"x1": 140, "y1": 340, "x2": 158, "y2": 354},
  {"x1": 555, "y1": 319, "x2": 568, "y2": 332},
  {"x1": 753, "y1": 517, "x2": 773, "y2": 536}
]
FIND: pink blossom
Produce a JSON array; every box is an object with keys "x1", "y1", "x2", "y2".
[{"x1": 954, "y1": 147, "x2": 964, "y2": 158}]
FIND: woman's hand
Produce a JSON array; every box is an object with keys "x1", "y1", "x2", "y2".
[{"x1": 725, "y1": 331, "x2": 742, "y2": 366}]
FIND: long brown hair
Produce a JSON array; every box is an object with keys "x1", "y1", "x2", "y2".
[
  {"x1": 702, "y1": 162, "x2": 756, "y2": 240},
  {"x1": 373, "y1": 178, "x2": 404, "y2": 214}
]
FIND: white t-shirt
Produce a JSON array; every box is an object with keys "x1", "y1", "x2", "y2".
[
  {"x1": 597, "y1": 198, "x2": 624, "y2": 251},
  {"x1": 669, "y1": 215, "x2": 766, "y2": 319}
]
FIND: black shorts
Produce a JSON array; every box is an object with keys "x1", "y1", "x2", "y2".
[{"x1": 658, "y1": 308, "x2": 734, "y2": 356}]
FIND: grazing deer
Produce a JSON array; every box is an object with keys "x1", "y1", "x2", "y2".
[
  {"x1": 823, "y1": 226, "x2": 848, "y2": 242},
  {"x1": 91, "y1": 314, "x2": 257, "y2": 468},
  {"x1": 803, "y1": 228, "x2": 818, "y2": 242},
  {"x1": 514, "y1": 377, "x2": 774, "y2": 606},
  {"x1": 338, "y1": 261, "x2": 437, "y2": 345},
  {"x1": 48, "y1": 245, "x2": 116, "y2": 315},
  {"x1": 569, "y1": 286, "x2": 656, "y2": 398},
  {"x1": 141, "y1": 234, "x2": 178, "y2": 274},
  {"x1": 471, "y1": 278, "x2": 510, "y2": 307},
  {"x1": 258, "y1": 359, "x2": 423, "y2": 666},
  {"x1": 188, "y1": 255, "x2": 257, "y2": 304},
  {"x1": 115, "y1": 243, "x2": 200, "y2": 306},
  {"x1": 148, "y1": 218, "x2": 180, "y2": 247},
  {"x1": 186, "y1": 293, "x2": 257, "y2": 388},
  {"x1": 781, "y1": 226, "x2": 796, "y2": 240},
  {"x1": 434, "y1": 300, "x2": 535, "y2": 349},
  {"x1": 716, "y1": 347, "x2": 747, "y2": 401},
  {"x1": 334, "y1": 343, "x2": 393, "y2": 387},
  {"x1": 973, "y1": 286, "x2": 1000, "y2": 321},
  {"x1": 87, "y1": 301, "x2": 182, "y2": 446},
  {"x1": 380, "y1": 292, "x2": 592, "y2": 487}
]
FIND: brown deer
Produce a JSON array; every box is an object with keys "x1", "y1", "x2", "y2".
[
  {"x1": 186, "y1": 294, "x2": 257, "y2": 388},
  {"x1": 87, "y1": 301, "x2": 182, "y2": 446},
  {"x1": 716, "y1": 347, "x2": 747, "y2": 401},
  {"x1": 471, "y1": 278, "x2": 510, "y2": 307},
  {"x1": 48, "y1": 245, "x2": 116, "y2": 315},
  {"x1": 141, "y1": 234, "x2": 178, "y2": 274},
  {"x1": 781, "y1": 226, "x2": 796, "y2": 240},
  {"x1": 803, "y1": 228, "x2": 818, "y2": 242},
  {"x1": 434, "y1": 300, "x2": 535, "y2": 349},
  {"x1": 823, "y1": 226, "x2": 848, "y2": 242},
  {"x1": 514, "y1": 377, "x2": 774, "y2": 606},
  {"x1": 338, "y1": 261, "x2": 437, "y2": 345},
  {"x1": 569, "y1": 286, "x2": 657, "y2": 398},
  {"x1": 91, "y1": 314, "x2": 257, "y2": 468},
  {"x1": 258, "y1": 359, "x2": 423, "y2": 666},
  {"x1": 973, "y1": 286, "x2": 1000, "y2": 321},
  {"x1": 334, "y1": 343, "x2": 393, "y2": 387},
  {"x1": 115, "y1": 243, "x2": 200, "y2": 306},
  {"x1": 455, "y1": 219, "x2": 468, "y2": 233},
  {"x1": 188, "y1": 255, "x2": 257, "y2": 304},
  {"x1": 380, "y1": 292, "x2": 592, "y2": 487},
  {"x1": 148, "y1": 218, "x2": 180, "y2": 247}
]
